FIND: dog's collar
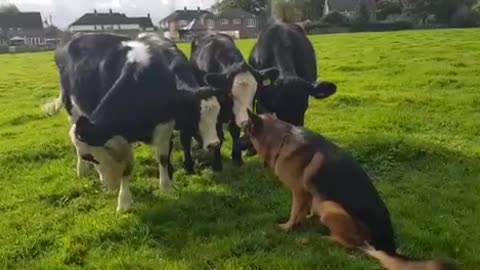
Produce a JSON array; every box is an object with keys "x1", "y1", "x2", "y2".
[{"x1": 268, "y1": 133, "x2": 290, "y2": 169}]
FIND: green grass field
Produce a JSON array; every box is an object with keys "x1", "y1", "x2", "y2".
[{"x1": 1, "y1": 29, "x2": 479, "y2": 270}]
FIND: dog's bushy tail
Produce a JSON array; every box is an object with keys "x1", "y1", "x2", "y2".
[{"x1": 362, "y1": 243, "x2": 458, "y2": 270}]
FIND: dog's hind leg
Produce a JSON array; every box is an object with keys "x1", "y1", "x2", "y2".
[{"x1": 318, "y1": 200, "x2": 363, "y2": 249}]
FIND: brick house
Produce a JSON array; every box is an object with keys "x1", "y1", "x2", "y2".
[
  {"x1": 323, "y1": 0, "x2": 377, "y2": 21},
  {"x1": 0, "y1": 12, "x2": 45, "y2": 47},
  {"x1": 159, "y1": 7, "x2": 261, "y2": 41},
  {"x1": 69, "y1": 9, "x2": 155, "y2": 38}
]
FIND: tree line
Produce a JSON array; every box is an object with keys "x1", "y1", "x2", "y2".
[{"x1": 214, "y1": 0, "x2": 480, "y2": 27}]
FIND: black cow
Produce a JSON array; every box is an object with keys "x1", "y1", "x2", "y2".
[
  {"x1": 249, "y1": 22, "x2": 337, "y2": 126},
  {"x1": 191, "y1": 32, "x2": 279, "y2": 171},
  {"x1": 137, "y1": 33, "x2": 224, "y2": 174},
  {"x1": 44, "y1": 33, "x2": 223, "y2": 211}
]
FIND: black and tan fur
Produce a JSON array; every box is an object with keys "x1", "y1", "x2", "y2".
[{"x1": 246, "y1": 111, "x2": 457, "y2": 270}]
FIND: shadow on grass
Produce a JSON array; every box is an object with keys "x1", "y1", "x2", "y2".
[{"x1": 126, "y1": 134, "x2": 478, "y2": 268}]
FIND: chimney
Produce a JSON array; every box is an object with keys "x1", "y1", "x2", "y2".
[
  {"x1": 184, "y1": 6, "x2": 187, "y2": 11},
  {"x1": 148, "y1": 13, "x2": 151, "y2": 18},
  {"x1": 197, "y1": 6, "x2": 201, "y2": 12},
  {"x1": 94, "y1": 9, "x2": 97, "y2": 14},
  {"x1": 109, "y1": 8, "x2": 112, "y2": 14}
]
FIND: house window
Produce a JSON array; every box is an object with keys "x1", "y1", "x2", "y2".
[
  {"x1": 233, "y1": 18, "x2": 241, "y2": 25},
  {"x1": 206, "y1": 19, "x2": 215, "y2": 28},
  {"x1": 9, "y1": 27, "x2": 14, "y2": 33},
  {"x1": 178, "y1": 20, "x2": 188, "y2": 26},
  {"x1": 0, "y1": 28, "x2": 3, "y2": 34},
  {"x1": 219, "y1": 19, "x2": 229, "y2": 25},
  {"x1": 246, "y1": 18, "x2": 256, "y2": 28},
  {"x1": 117, "y1": 25, "x2": 121, "y2": 30}
]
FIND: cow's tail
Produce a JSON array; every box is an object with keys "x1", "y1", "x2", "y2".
[
  {"x1": 362, "y1": 243, "x2": 457, "y2": 270},
  {"x1": 42, "y1": 91, "x2": 65, "y2": 116}
]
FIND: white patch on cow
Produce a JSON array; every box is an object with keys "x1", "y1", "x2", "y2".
[
  {"x1": 117, "y1": 175, "x2": 132, "y2": 212},
  {"x1": 69, "y1": 126, "x2": 134, "y2": 211},
  {"x1": 199, "y1": 97, "x2": 221, "y2": 150},
  {"x1": 122, "y1": 40, "x2": 151, "y2": 70},
  {"x1": 152, "y1": 121, "x2": 175, "y2": 191},
  {"x1": 231, "y1": 71, "x2": 257, "y2": 128},
  {"x1": 68, "y1": 101, "x2": 90, "y2": 176}
]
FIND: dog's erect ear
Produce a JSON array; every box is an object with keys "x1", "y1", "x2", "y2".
[
  {"x1": 247, "y1": 109, "x2": 263, "y2": 135},
  {"x1": 309, "y1": 81, "x2": 337, "y2": 99}
]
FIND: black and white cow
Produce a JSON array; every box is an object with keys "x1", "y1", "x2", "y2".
[
  {"x1": 191, "y1": 32, "x2": 279, "y2": 171},
  {"x1": 137, "y1": 33, "x2": 224, "y2": 174},
  {"x1": 44, "y1": 33, "x2": 223, "y2": 211},
  {"x1": 249, "y1": 22, "x2": 337, "y2": 126}
]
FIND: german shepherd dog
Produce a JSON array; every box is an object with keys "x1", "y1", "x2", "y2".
[{"x1": 245, "y1": 111, "x2": 457, "y2": 270}]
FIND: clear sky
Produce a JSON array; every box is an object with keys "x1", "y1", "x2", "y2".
[{"x1": 1, "y1": 0, "x2": 216, "y2": 29}]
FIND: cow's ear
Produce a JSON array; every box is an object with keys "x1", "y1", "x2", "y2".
[
  {"x1": 254, "y1": 67, "x2": 280, "y2": 87},
  {"x1": 309, "y1": 81, "x2": 337, "y2": 99},
  {"x1": 203, "y1": 73, "x2": 228, "y2": 89}
]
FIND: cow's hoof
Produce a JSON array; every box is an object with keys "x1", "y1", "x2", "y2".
[
  {"x1": 159, "y1": 180, "x2": 174, "y2": 192},
  {"x1": 116, "y1": 198, "x2": 132, "y2": 212}
]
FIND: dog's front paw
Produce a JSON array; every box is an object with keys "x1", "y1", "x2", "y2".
[{"x1": 278, "y1": 222, "x2": 294, "y2": 232}]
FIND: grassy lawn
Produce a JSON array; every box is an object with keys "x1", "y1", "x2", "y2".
[{"x1": 1, "y1": 29, "x2": 479, "y2": 270}]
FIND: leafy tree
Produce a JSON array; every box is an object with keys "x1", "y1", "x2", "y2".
[
  {"x1": 406, "y1": 0, "x2": 476, "y2": 24},
  {"x1": 214, "y1": 0, "x2": 269, "y2": 16},
  {"x1": 0, "y1": 4, "x2": 20, "y2": 14},
  {"x1": 322, "y1": 11, "x2": 350, "y2": 25},
  {"x1": 377, "y1": 0, "x2": 403, "y2": 20},
  {"x1": 272, "y1": 0, "x2": 297, "y2": 22},
  {"x1": 352, "y1": 3, "x2": 370, "y2": 28},
  {"x1": 271, "y1": 0, "x2": 324, "y2": 22}
]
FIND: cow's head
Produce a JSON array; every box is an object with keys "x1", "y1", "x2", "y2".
[
  {"x1": 259, "y1": 77, "x2": 336, "y2": 126},
  {"x1": 69, "y1": 124, "x2": 132, "y2": 191},
  {"x1": 75, "y1": 116, "x2": 115, "y2": 147},
  {"x1": 176, "y1": 87, "x2": 226, "y2": 151},
  {"x1": 203, "y1": 62, "x2": 279, "y2": 128}
]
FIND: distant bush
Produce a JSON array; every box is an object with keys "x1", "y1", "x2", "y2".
[
  {"x1": 322, "y1": 11, "x2": 350, "y2": 26},
  {"x1": 449, "y1": 4, "x2": 479, "y2": 27},
  {"x1": 359, "y1": 21, "x2": 415, "y2": 32}
]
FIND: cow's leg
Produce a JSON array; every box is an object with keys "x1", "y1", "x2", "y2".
[
  {"x1": 75, "y1": 149, "x2": 91, "y2": 177},
  {"x1": 68, "y1": 113, "x2": 91, "y2": 177},
  {"x1": 68, "y1": 124, "x2": 91, "y2": 177},
  {"x1": 117, "y1": 158, "x2": 134, "y2": 212},
  {"x1": 95, "y1": 162, "x2": 121, "y2": 192},
  {"x1": 153, "y1": 121, "x2": 175, "y2": 191},
  {"x1": 212, "y1": 122, "x2": 224, "y2": 172},
  {"x1": 229, "y1": 122, "x2": 243, "y2": 166},
  {"x1": 180, "y1": 131, "x2": 195, "y2": 174}
]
